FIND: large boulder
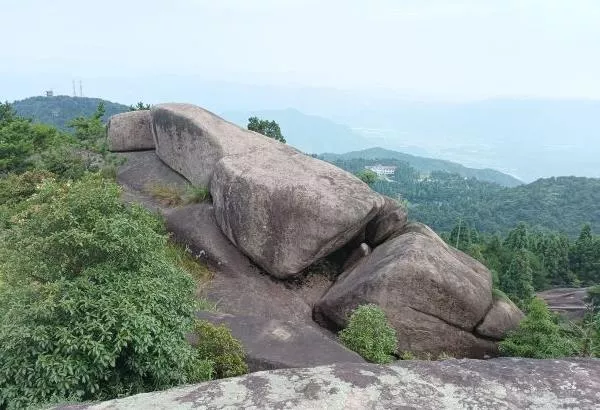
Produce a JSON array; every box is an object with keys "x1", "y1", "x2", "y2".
[
  {"x1": 107, "y1": 110, "x2": 155, "y2": 152},
  {"x1": 314, "y1": 226, "x2": 497, "y2": 357},
  {"x1": 194, "y1": 312, "x2": 365, "y2": 372},
  {"x1": 58, "y1": 359, "x2": 600, "y2": 409},
  {"x1": 150, "y1": 103, "x2": 294, "y2": 186},
  {"x1": 476, "y1": 294, "x2": 524, "y2": 340},
  {"x1": 210, "y1": 149, "x2": 385, "y2": 279}
]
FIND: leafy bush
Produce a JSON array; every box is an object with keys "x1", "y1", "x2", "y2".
[
  {"x1": 355, "y1": 169, "x2": 378, "y2": 185},
  {"x1": 339, "y1": 304, "x2": 397, "y2": 364},
  {"x1": 0, "y1": 175, "x2": 213, "y2": 408},
  {"x1": 194, "y1": 321, "x2": 248, "y2": 379},
  {"x1": 499, "y1": 297, "x2": 579, "y2": 358}
]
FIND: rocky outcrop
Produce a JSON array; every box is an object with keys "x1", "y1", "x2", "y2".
[
  {"x1": 107, "y1": 111, "x2": 154, "y2": 152},
  {"x1": 57, "y1": 359, "x2": 600, "y2": 409},
  {"x1": 151, "y1": 103, "x2": 293, "y2": 186},
  {"x1": 538, "y1": 287, "x2": 592, "y2": 320},
  {"x1": 195, "y1": 312, "x2": 364, "y2": 372},
  {"x1": 108, "y1": 104, "x2": 523, "y2": 359},
  {"x1": 476, "y1": 295, "x2": 524, "y2": 340},
  {"x1": 314, "y1": 226, "x2": 505, "y2": 358},
  {"x1": 211, "y1": 149, "x2": 384, "y2": 279}
]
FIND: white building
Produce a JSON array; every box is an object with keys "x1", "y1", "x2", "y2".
[{"x1": 365, "y1": 164, "x2": 397, "y2": 177}]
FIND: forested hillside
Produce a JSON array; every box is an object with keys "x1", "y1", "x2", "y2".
[
  {"x1": 12, "y1": 96, "x2": 129, "y2": 131},
  {"x1": 321, "y1": 148, "x2": 522, "y2": 187},
  {"x1": 328, "y1": 157, "x2": 600, "y2": 237}
]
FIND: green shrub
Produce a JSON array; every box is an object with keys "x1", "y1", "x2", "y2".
[
  {"x1": 0, "y1": 175, "x2": 213, "y2": 409},
  {"x1": 194, "y1": 320, "x2": 248, "y2": 379},
  {"x1": 183, "y1": 185, "x2": 211, "y2": 204},
  {"x1": 339, "y1": 304, "x2": 397, "y2": 364},
  {"x1": 499, "y1": 297, "x2": 579, "y2": 358}
]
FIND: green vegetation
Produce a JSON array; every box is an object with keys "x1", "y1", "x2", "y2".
[
  {"x1": 499, "y1": 298, "x2": 594, "y2": 358},
  {"x1": 129, "y1": 101, "x2": 152, "y2": 111},
  {"x1": 339, "y1": 304, "x2": 397, "y2": 364},
  {"x1": 0, "y1": 176, "x2": 213, "y2": 407},
  {"x1": 194, "y1": 321, "x2": 248, "y2": 379},
  {"x1": 12, "y1": 95, "x2": 129, "y2": 131},
  {"x1": 355, "y1": 169, "x2": 378, "y2": 185},
  {"x1": 0, "y1": 105, "x2": 245, "y2": 409},
  {"x1": 327, "y1": 157, "x2": 600, "y2": 237},
  {"x1": 247, "y1": 116, "x2": 286, "y2": 143},
  {"x1": 440, "y1": 222, "x2": 600, "y2": 308}
]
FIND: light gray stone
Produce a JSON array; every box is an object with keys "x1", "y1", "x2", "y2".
[
  {"x1": 210, "y1": 149, "x2": 385, "y2": 279},
  {"x1": 107, "y1": 110, "x2": 154, "y2": 152},
  {"x1": 194, "y1": 312, "x2": 365, "y2": 372},
  {"x1": 57, "y1": 358, "x2": 600, "y2": 409},
  {"x1": 538, "y1": 287, "x2": 592, "y2": 320},
  {"x1": 476, "y1": 295, "x2": 524, "y2": 340},
  {"x1": 151, "y1": 103, "x2": 295, "y2": 186}
]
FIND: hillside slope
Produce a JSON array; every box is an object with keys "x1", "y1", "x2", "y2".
[
  {"x1": 327, "y1": 157, "x2": 598, "y2": 236},
  {"x1": 323, "y1": 147, "x2": 523, "y2": 187},
  {"x1": 12, "y1": 95, "x2": 129, "y2": 130}
]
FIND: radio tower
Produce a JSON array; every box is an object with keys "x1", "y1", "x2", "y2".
[
  {"x1": 72, "y1": 80, "x2": 76, "y2": 97},
  {"x1": 79, "y1": 80, "x2": 83, "y2": 97}
]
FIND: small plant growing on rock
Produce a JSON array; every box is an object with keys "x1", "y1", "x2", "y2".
[
  {"x1": 339, "y1": 304, "x2": 397, "y2": 364},
  {"x1": 194, "y1": 320, "x2": 248, "y2": 378},
  {"x1": 183, "y1": 185, "x2": 211, "y2": 204}
]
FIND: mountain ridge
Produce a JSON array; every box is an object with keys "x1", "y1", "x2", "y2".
[{"x1": 321, "y1": 147, "x2": 523, "y2": 187}]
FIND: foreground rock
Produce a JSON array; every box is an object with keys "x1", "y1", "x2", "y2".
[
  {"x1": 151, "y1": 103, "x2": 291, "y2": 186},
  {"x1": 538, "y1": 287, "x2": 592, "y2": 320},
  {"x1": 315, "y1": 223, "x2": 514, "y2": 358},
  {"x1": 211, "y1": 149, "x2": 385, "y2": 279},
  {"x1": 107, "y1": 111, "x2": 155, "y2": 152},
  {"x1": 195, "y1": 312, "x2": 364, "y2": 372},
  {"x1": 58, "y1": 358, "x2": 600, "y2": 409}
]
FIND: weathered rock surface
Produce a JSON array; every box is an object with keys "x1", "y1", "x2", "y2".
[
  {"x1": 211, "y1": 149, "x2": 384, "y2": 279},
  {"x1": 107, "y1": 110, "x2": 155, "y2": 152},
  {"x1": 365, "y1": 196, "x2": 408, "y2": 247},
  {"x1": 195, "y1": 312, "x2": 364, "y2": 372},
  {"x1": 476, "y1": 295, "x2": 524, "y2": 340},
  {"x1": 538, "y1": 287, "x2": 592, "y2": 320},
  {"x1": 58, "y1": 358, "x2": 600, "y2": 409},
  {"x1": 315, "y1": 226, "x2": 497, "y2": 357},
  {"x1": 151, "y1": 103, "x2": 294, "y2": 186},
  {"x1": 166, "y1": 203, "x2": 316, "y2": 322}
]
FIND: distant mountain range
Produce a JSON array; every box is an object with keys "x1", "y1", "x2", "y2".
[
  {"x1": 12, "y1": 96, "x2": 129, "y2": 131},
  {"x1": 223, "y1": 110, "x2": 522, "y2": 187},
  {"x1": 321, "y1": 147, "x2": 523, "y2": 187}
]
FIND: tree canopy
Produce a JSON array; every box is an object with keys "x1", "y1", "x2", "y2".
[{"x1": 247, "y1": 116, "x2": 286, "y2": 143}]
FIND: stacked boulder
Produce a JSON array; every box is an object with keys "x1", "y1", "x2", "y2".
[{"x1": 107, "y1": 103, "x2": 523, "y2": 358}]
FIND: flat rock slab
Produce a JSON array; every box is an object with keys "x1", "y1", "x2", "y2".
[
  {"x1": 537, "y1": 287, "x2": 592, "y2": 320},
  {"x1": 195, "y1": 312, "x2": 364, "y2": 372},
  {"x1": 58, "y1": 358, "x2": 600, "y2": 409}
]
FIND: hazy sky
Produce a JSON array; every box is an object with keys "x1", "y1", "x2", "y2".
[{"x1": 3, "y1": 0, "x2": 600, "y2": 100}]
